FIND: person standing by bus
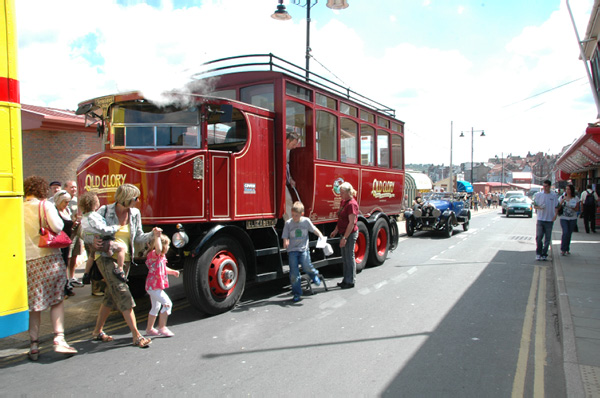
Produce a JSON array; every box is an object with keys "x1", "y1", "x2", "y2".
[
  {"x1": 23, "y1": 176, "x2": 77, "y2": 360},
  {"x1": 285, "y1": 132, "x2": 300, "y2": 221},
  {"x1": 533, "y1": 180, "x2": 559, "y2": 261},
  {"x1": 330, "y1": 182, "x2": 359, "y2": 289}
]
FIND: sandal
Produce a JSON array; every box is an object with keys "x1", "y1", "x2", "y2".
[
  {"x1": 53, "y1": 333, "x2": 77, "y2": 355},
  {"x1": 28, "y1": 340, "x2": 39, "y2": 361},
  {"x1": 92, "y1": 331, "x2": 114, "y2": 342},
  {"x1": 133, "y1": 335, "x2": 152, "y2": 348}
]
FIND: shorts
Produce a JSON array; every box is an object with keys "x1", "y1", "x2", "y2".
[{"x1": 95, "y1": 256, "x2": 135, "y2": 312}]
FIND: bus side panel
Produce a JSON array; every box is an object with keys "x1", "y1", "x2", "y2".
[
  {"x1": 310, "y1": 163, "x2": 360, "y2": 222},
  {"x1": 234, "y1": 115, "x2": 276, "y2": 219},
  {"x1": 359, "y1": 169, "x2": 404, "y2": 216},
  {"x1": 211, "y1": 155, "x2": 230, "y2": 219}
]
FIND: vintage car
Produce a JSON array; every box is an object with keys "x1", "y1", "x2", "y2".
[
  {"x1": 404, "y1": 192, "x2": 471, "y2": 238},
  {"x1": 505, "y1": 196, "x2": 533, "y2": 218}
]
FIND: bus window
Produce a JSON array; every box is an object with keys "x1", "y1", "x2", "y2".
[
  {"x1": 377, "y1": 117, "x2": 390, "y2": 129},
  {"x1": 360, "y1": 125, "x2": 375, "y2": 166},
  {"x1": 341, "y1": 118, "x2": 357, "y2": 164},
  {"x1": 211, "y1": 89, "x2": 237, "y2": 100},
  {"x1": 392, "y1": 134, "x2": 403, "y2": 169},
  {"x1": 340, "y1": 102, "x2": 357, "y2": 117},
  {"x1": 286, "y1": 82, "x2": 312, "y2": 102},
  {"x1": 207, "y1": 107, "x2": 248, "y2": 152},
  {"x1": 316, "y1": 93, "x2": 336, "y2": 110},
  {"x1": 286, "y1": 101, "x2": 309, "y2": 147},
  {"x1": 316, "y1": 110, "x2": 337, "y2": 161},
  {"x1": 240, "y1": 84, "x2": 274, "y2": 111},
  {"x1": 360, "y1": 110, "x2": 375, "y2": 123},
  {"x1": 377, "y1": 130, "x2": 390, "y2": 168},
  {"x1": 391, "y1": 121, "x2": 402, "y2": 133}
]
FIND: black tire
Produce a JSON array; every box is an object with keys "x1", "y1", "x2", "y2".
[
  {"x1": 406, "y1": 219, "x2": 415, "y2": 237},
  {"x1": 368, "y1": 218, "x2": 390, "y2": 267},
  {"x1": 354, "y1": 221, "x2": 370, "y2": 273},
  {"x1": 462, "y1": 220, "x2": 470, "y2": 231},
  {"x1": 183, "y1": 236, "x2": 246, "y2": 315},
  {"x1": 443, "y1": 218, "x2": 453, "y2": 238}
]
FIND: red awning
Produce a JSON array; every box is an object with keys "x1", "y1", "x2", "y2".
[{"x1": 555, "y1": 125, "x2": 600, "y2": 175}]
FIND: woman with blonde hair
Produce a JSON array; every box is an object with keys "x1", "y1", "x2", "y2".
[
  {"x1": 330, "y1": 182, "x2": 359, "y2": 289},
  {"x1": 23, "y1": 176, "x2": 77, "y2": 360},
  {"x1": 87, "y1": 183, "x2": 159, "y2": 348}
]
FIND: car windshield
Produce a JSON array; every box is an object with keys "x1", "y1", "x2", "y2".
[{"x1": 508, "y1": 197, "x2": 528, "y2": 204}]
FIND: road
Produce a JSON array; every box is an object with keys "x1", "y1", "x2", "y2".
[{"x1": 0, "y1": 210, "x2": 565, "y2": 397}]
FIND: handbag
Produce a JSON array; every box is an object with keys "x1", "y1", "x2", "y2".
[{"x1": 38, "y1": 200, "x2": 73, "y2": 249}]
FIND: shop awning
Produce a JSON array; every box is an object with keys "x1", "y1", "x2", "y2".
[
  {"x1": 555, "y1": 125, "x2": 600, "y2": 179},
  {"x1": 457, "y1": 181, "x2": 473, "y2": 192}
]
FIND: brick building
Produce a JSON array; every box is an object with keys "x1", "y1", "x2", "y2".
[{"x1": 21, "y1": 104, "x2": 100, "y2": 187}]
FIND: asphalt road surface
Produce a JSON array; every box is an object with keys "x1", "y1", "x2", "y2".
[{"x1": 0, "y1": 210, "x2": 565, "y2": 397}]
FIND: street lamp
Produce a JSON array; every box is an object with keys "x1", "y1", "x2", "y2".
[
  {"x1": 459, "y1": 127, "x2": 485, "y2": 184},
  {"x1": 271, "y1": 0, "x2": 349, "y2": 81}
]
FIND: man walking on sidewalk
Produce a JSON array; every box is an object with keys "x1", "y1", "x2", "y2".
[
  {"x1": 533, "y1": 179, "x2": 559, "y2": 261},
  {"x1": 581, "y1": 184, "x2": 599, "y2": 233}
]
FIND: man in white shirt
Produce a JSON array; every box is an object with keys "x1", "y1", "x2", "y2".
[{"x1": 533, "y1": 180, "x2": 559, "y2": 261}]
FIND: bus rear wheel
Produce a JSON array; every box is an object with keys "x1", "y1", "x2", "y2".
[
  {"x1": 368, "y1": 218, "x2": 389, "y2": 267},
  {"x1": 355, "y1": 221, "x2": 370, "y2": 273},
  {"x1": 184, "y1": 236, "x2": 246, "y2": 315}
]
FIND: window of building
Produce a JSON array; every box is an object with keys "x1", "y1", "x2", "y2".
[
  {"x1": 391, "y1": 134, "x2": 403, "y2": 169},
  {"x1": 377, "y1": 117, "x2": 390, "y2": 129},
  {"x1": 286, "y1": 82, "x2": 312, "y2": 102},
  {"x1": 391, "y1": 122, "x2": 402, "y2": 133},
  {"x1": 341, "y1": 118, "x2": 357, "y2": 164},
  {"x1": 340, "y1": 102, "x2": 357, "y2": 117},
  {"x1": 240, "y1": 84, "x2": 274, "y2": 111},
  {"x1": 360, "y1": 110, "x2": 375, "y2": 123},
  {"x1": 316, "y1": 93, "x2": 336, "y2": 110},
  {"x1": 316, "y1": 110, "x2": 337, "y2": 161},
  {"x1": 377, "y1": 130, "x2": 390, "y2": 168},
  {"x1": 360, "y1": 125, "x2": 375, "y2": 166},
  {"x1": 286, "y1": 100, "x2": 309, "y2": 147}
]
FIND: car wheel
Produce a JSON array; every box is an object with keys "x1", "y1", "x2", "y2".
[
  {"x1": 368, "y1": 218, "x2": 389, "y2": 267},
  {"x1": 406, "y1": 219, "x2": 415, "y2": 237},
  {"x1": 443, "y1": 219, "x2": 453, "y2": 238},
  {"x1": 183, "y1": 236, "x2": 246, "y2": 315},
  {"x1": 354, "y1": 221, "x2": 370, "y2": 274}
]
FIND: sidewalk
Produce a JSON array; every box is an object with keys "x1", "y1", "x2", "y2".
[{"x1": 552, "y1": 223, "x2": 600, "y2": 397}]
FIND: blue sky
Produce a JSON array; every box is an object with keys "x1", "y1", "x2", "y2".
[{"x1": 15, "y1": 0, "x2": 596, "y2": 167}]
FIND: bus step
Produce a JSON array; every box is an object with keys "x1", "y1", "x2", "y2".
[{"x1": 255, "y1": 272, "x2": 280, "y2": 282}]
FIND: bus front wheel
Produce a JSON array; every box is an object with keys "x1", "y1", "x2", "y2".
[{"x1": 184, "y1": 236, "x2": 246, "y2": 315}]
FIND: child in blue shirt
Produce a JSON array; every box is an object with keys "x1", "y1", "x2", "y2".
[{"x1": 282, "y1": 201, "x2": 324, "y2": 302}]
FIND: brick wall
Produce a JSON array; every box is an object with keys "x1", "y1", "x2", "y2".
[{"x1": 22, "y1": 129, "x2": 103, "y2": 190}]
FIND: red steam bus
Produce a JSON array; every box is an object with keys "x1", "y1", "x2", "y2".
[{"x1": 76, "y1": 54, "x2": 405, "y2": 315}]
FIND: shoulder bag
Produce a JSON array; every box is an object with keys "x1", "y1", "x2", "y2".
[{"x1": 38, "y1": 200, "x2": 73, "y2": 249}]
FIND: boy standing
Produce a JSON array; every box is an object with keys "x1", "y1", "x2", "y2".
[
  {"x1": 282, "y1": 201, "x2": 323, "y2": 302},
  {"x1": 533, "y1": 179, "x2": 559, "y2": 261}
]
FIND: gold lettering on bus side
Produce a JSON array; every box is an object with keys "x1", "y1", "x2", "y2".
[
  {"x1": 371, "y1": 179, "x2": 396, "y2": 199},
  {"x1": 84, "y1": 173, "x2": 127, "y2": 193}
]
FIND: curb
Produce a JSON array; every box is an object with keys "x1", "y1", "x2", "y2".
[{"x1": 552, "y1": 237, "x2": 586, "y2": 397}]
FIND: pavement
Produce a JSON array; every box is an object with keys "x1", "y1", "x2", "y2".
[{"x1": 1, "y1": 206, "x2": 599, "y2": 397}]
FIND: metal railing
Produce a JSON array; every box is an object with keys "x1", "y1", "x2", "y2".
[{"x1": 191, "y1": 53, "x2": 397, "y2": 118}]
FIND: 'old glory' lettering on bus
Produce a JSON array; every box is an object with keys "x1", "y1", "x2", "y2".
[
  {"x1": 84, "y1": 174, "x2": 127, "y2": 193},
  {"x1": 371, "y1": 179, "x2": 395, "y2": 199}
]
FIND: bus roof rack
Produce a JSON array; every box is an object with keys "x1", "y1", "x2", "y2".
[{"x1": 191, "y1": 53, "x2": 397, "y2": 119}]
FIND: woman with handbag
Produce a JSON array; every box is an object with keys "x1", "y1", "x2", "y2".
[
  {"x1": 53, "y1": 190, "x2": 77, "y2": 297},
  {"x1": 559, "y1": 184, "x2": 580, "y2": 256},
  {"x1": 23, "y1": 176, "x2": 77, "y2": 360}
]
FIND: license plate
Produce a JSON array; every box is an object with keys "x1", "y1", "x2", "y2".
[
  {"x1": 514, "y1": 210, "x2": 524, "y2": 213},
  {"x1": 421, "y1": 226, "x2": 434, "y2": 231}
]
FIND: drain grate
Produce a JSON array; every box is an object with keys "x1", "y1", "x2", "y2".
[
  {"x1": 581, "y1": 365, "x2": 600, "y2": 397},
  {"x1": 510, "y1": 235, "x2": 533, "y2": 241}
]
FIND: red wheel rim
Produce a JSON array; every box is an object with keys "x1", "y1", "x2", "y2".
[
  {"x1": 376, "y1": 227, "x2": 388, "y2": 257},
  {"x1": 355, "y1": 232, "x2": 367, "y2": 263},
  {"x1": 208, "y1": 250, "x2": 238, "y2": 298}
]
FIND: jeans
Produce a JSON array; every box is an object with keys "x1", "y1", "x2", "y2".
[
  {"x1": 536, "y1": 220, "x2": 554, "y2": 257},
  {"x1": 288, "y1": 250, "x2": 318, "y2": 298},
  {"x1": 560, "y1": 218, "x2": 577, "y2": 253},
  {"x1": 583, "y1": 208, "x2": 597, "y2": 233},
  {"x1": 341, "y1": 231, "x2": 358, "y2": 284}
]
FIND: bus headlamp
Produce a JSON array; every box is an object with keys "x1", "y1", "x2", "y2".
[{"x1": 172, "y1": 224, "x2": 189, "y2": 248}]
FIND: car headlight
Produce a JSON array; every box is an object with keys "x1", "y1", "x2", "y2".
[
  {"x1": 432, "y1": 209, "x2": 441, "y2": 218},
  {"x1": 172, "y1": 224, "x2": 189, "y2": 248}
]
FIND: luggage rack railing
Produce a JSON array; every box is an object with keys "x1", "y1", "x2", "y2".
[{"x1": 191, "y1": 53, "x2": 397, "y2": 119}]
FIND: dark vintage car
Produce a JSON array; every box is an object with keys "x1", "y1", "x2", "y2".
[
  {"x1": 505, "y1": 196, "x2": 533, "y2": 218},
  {"x1": 404, "y1": 192, "x2": 471, "y2": 238}
]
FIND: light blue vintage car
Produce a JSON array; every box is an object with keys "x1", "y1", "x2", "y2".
[{"x1": 404, "y1": 192, "x2": 471, "y2": 238}]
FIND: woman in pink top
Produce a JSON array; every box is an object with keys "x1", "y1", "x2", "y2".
[{"x1": 145, "y1": 229, "x2": 179, "y2": 337}]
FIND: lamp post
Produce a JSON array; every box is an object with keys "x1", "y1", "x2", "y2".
[
  {"x1": 271, "y1": 0, "x2": 349, "y2": 81},
  {"x1": 449, "y1": 121, "x2": 454, "y2": 194},
  {"x1": 459, "y1": 127, "x2": 485, "y2": 184}
]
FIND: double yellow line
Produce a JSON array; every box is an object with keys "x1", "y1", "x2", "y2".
[{"x1": 512, "y1": 265, "x2": 547, "y2": 398}]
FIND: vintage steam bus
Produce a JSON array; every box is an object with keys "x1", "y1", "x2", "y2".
[
  {"x1": 1, "y1": 0, "x2": 28, "y2": 338},
  {"x1": 76, "y1": 54, "x2": 405, "y2": 315}
]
